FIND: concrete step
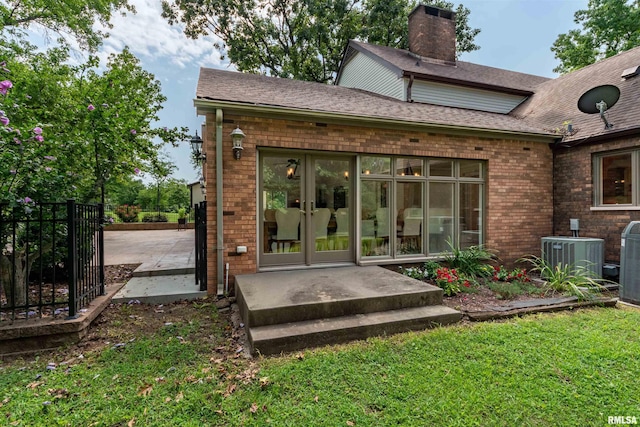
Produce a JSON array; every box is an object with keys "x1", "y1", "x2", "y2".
[
  {"x1": 111, "y1": 274, "x2": 206, "y2": 304},
  {"x1": 132, "y1": 266, "x2": 195, "y2": 277},
  {"x1": 239, "y1": 285, "x2": 443, "y2": 328},
  {"x1": 249, "y1": 305, "x2": 461, "y2": 356}
]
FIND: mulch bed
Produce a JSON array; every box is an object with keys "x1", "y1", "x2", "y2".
[{"x1": 0, "y1": 264, "x2": 139, "y2": 322}]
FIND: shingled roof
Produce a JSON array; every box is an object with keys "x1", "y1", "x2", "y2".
[
  {"x1": 196, "y1": 67, "x2": 553, "y2": 138},
  {"x1": 513, "y1": 45, "x2": 640, "y2": 144},
  {"x1": 338, "y1": 40, "x2": 550, "y2": 95}
]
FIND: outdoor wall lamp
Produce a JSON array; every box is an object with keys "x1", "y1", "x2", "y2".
[
  {"x1": 190, "y1": 131, "x2": 205, "y2": 163},
  {"x1": 230, "y1": 126, "x2": 245, "y2": 160}
]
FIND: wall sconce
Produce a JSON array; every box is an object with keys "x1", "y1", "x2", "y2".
[
  {"x1": 286, "y1": 159, "x2": 300, "y2": 180},
  {"x1": 230, "y1": 126, "x2": 245, "y2": 160},
  {"x1": 190, "y1": 131, "x2": 205, "y2": 163},
  {"x1": 344, "y1": 171, "x2": 349, "y2": 181}
]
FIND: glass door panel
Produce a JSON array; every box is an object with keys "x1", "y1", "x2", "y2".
[
  {"x1": 261, "y1": 155, "x2": 304, "y2": 266},
  {"x1": 310, "y1": 157, "x2": 352, "y2": 263}
]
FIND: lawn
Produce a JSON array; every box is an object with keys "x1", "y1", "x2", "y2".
[{"x1": 1, "y1": 305, "x2": 639, "y2": 426}]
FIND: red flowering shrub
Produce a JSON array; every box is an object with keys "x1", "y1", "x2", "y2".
[
  {"x1": 435, "y1": 267, "x2": 472, "y2": 296},
  {"x1": 114, "y1": 204, "x2": 141, "y2": 223}
]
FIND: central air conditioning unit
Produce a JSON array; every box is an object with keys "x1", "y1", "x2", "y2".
[{"x1": 541, "y1": 237, "x2": 604, "y2": 278}]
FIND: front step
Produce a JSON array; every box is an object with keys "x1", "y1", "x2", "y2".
[
  {"x1": 249, "y1": 305, "x2": 461, "y2": 356},
  {"x1": 236, "y1": 266, "x2": 444, "y2": 327}
]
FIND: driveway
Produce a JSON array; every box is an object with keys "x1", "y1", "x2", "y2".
[{"x1": 104, "y1": 229, "x2": 195, "y2": 273}]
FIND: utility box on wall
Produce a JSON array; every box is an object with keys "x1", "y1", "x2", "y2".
[
  {"x1": 620, "y1": 221, "x2": 640, "y2": 305},
  {"x1": 541, "y1": 237, "x2": 604, "y2": 278}
]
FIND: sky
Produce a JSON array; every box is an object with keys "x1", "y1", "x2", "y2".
[{"x1": 84, "y1": 0, "x2": 589, "y2": 183}]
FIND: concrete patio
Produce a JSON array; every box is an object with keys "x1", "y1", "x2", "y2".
[
  {"x1": 236, "y1": 266, "x2": 461, "y2": 355},
  {"x1": 104, "y1": 229, "x2": 207, "y2": 304}
]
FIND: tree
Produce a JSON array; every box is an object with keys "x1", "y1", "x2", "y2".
[
  {"x1": 363, "y1": 0, "x2": 479, "y2": 54},
  {"x1": 146, "y1": 152, "x2": 176, "y2": 217},
  {"x1": 77, "y1": 48, "x2": 187, "y2": 204},
  {"x1": 0, "y1": 0, "x2": 134, "y2": 51},
  {"x1": 551, "y1": 0, "x2": 640, "y2": 74},
  {"x1": 161, "y1": 0, "x2": 480, "y2": 83}
]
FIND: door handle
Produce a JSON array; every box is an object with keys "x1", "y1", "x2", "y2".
[{"x1": 310, "y1": 201, "x2": 315, "y2": 215}]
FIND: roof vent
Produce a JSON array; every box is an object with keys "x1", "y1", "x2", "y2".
[{"x1": 621, "y1": 65, "x2": 640, "y2": 79}]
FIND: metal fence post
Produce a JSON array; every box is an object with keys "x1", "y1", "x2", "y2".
[
  {"x1": 67, "y1": 199, "x2": 78, "y2": 319},
  {"x1": 98, "y1": 203, "x2": 105, "y2": 295}
]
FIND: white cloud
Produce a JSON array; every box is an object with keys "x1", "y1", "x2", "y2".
[{"x1": 98, "y1": 0, "x2": 224, "y2": 69}]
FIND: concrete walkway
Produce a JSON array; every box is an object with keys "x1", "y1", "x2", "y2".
[{"x1": 104, "y1": 229, "x2": 207, "y2": 304}]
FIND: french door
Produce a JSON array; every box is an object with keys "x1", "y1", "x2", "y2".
[{"x1": 260, "y1": 152, "x2": 354, "y2": 267}]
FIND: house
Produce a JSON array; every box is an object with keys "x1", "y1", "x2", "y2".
[{"x1": 194, "y1": 4, "x2": 639, "y2": 296}]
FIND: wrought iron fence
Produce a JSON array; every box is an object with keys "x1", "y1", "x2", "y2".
[{"x1": 0, "y1": 200, "x2": 104, "y2": 323}]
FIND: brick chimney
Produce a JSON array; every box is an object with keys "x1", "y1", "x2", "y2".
[{"x1": 408, "y1": 5, "x2": 456, "y2": 64}]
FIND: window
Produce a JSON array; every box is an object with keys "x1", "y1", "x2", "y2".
[
  {"x1": 595, "y1": 151, "x2": 635, "y2": 206},
  {"x1": 360, "y1": 157, "x2": 484, "y2": 259}
]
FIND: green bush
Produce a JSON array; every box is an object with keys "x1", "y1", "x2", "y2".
[
  {"x1": 443, "y1": 239, "x2": 495, "y2": 278},
  {"x1": 142, "y1": 213, "x2": 168, "y2": 222},
  {"x1": 114, "y1": 205, "x2": 141, "y2": 223},
  {"x1": 518, "y1": 255, "x2": 605, "y2": 300}
]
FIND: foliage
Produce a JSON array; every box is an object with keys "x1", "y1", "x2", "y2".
[
  {"x1": 551, "y1": 0, "x2": 640, "y2": 74},
  {"x1": 518, "y1": 255, "x2": 606, "y2": 300},
  {"x1": 177, "y1": 207, "x2": 187, "y2": 219},
  {"x1": 114, "y1": 204, "x2": 141, "y2": 223},
  {"x1": 492, "y1": 265, "x2": 530, "y2": 283},
  {"x1": 488, "y1": 280, "x2": 543, "y2": 300},
  {"x1": 435, "y1": 267, "x2": 472, "y2": 296},
  {"x1": 0, "y1": 43, "x2": 188, "y2": 205},
  {"x1": 142, "y1": 213, "x2": 168, "y2": 222},
  {"x1": 400, "y1": 260, "x2": 441, "y2": 280},
  {"x1": 161, "y1": 0, "x2": 480, "y2": 83},
  {"x1": 443, "y1": 240, "x2": 495, "y2": 278},
  {"x1": 0, "y1": 0, "x2": 135, "y2": 52}
]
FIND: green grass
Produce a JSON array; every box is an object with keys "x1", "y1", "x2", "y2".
[{"x1": 2, "y1": 307, "x2": 640, "y2": 426}]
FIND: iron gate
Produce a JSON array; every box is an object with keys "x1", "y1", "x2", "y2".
[{"x1": 194, "y1": 201, "x2": 207, "y2": 291}]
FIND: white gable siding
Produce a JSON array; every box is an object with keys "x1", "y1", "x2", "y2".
[
  {"x1": 407, "y1": 80, "x2": 527, "y2": 113},
  {"x1": 338, "y1": 53, "x2": 404, "y2": 100}
]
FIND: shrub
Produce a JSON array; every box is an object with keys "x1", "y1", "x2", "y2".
[
  {"x1": 114, "y1": 205, "x2": 141, "y2": 223},
  {"x1": 518, "y1": 255, "x2": 605, "y2": 300},
  {"x1": 435, "y1": 267, "x2": 472, "y2": 296},
  {"x1": 400, "y1": 261, "x2": 442, "y2": 281},
  {"x1": 443, "y1": 240, "x2": 495, "y2": 278},
  {"x1": 493, "y1": 265, "x2": 530, "y2": 283},
  {"x1": 142, "y1": 213, "x2": 168, "y2": 222}
]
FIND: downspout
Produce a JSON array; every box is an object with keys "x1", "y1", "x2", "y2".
[
  {"x1": 216, "y1": 109, "x2": 224, "y2": 295},
  {"x1": 407, "y1": 74, "x2": 414, "y2": 103}
]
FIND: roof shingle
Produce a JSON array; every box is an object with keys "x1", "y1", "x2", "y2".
[
  {"x1": 344, "y1": 40, "x2": 550, "y2": 95},
  {"x1": 196, "y1": 67, "x2": 553, "y2": 137},
  {"x1": 513, "y1": 45, "x2": 640, "y2": 143}
]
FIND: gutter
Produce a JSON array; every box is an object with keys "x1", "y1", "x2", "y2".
[
  {"x1": 400, "y1": 70, "x2": 534, "y2": 97},
  {"x1": 195, "y1": 98, "x2": 556, "y2": 143},
  {"x1": 556, "y1": 127, "x2": 640, "y2": 149},
  {"x1": 215, "y1": 109, "x2": 224, "y2": 295}
]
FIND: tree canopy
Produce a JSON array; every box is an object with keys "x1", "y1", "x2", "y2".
[
  {"x1": 161, "y1": 0, "x2": 480, "y2": 83},
  {"x1": 551, "y1": 0, "x2": 640, "y2": 74},
  {"x1": 0, "y1": 0, "x2": 134, "y2": 51}
]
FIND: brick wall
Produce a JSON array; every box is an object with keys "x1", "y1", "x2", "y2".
[
  {"x1": 203, "y1": 113, "x2": 554, "y2": 293},
  {"x1": 554, "y1": 135, "x2": 640, "y2": 263},
  {"x1": 408, "y1": 5, "x2": 456, "y2": 63}
]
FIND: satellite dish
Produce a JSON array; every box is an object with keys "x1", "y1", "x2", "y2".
[{"x1": 577, "y1": 84, "x2": 620, "y2": 129}]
